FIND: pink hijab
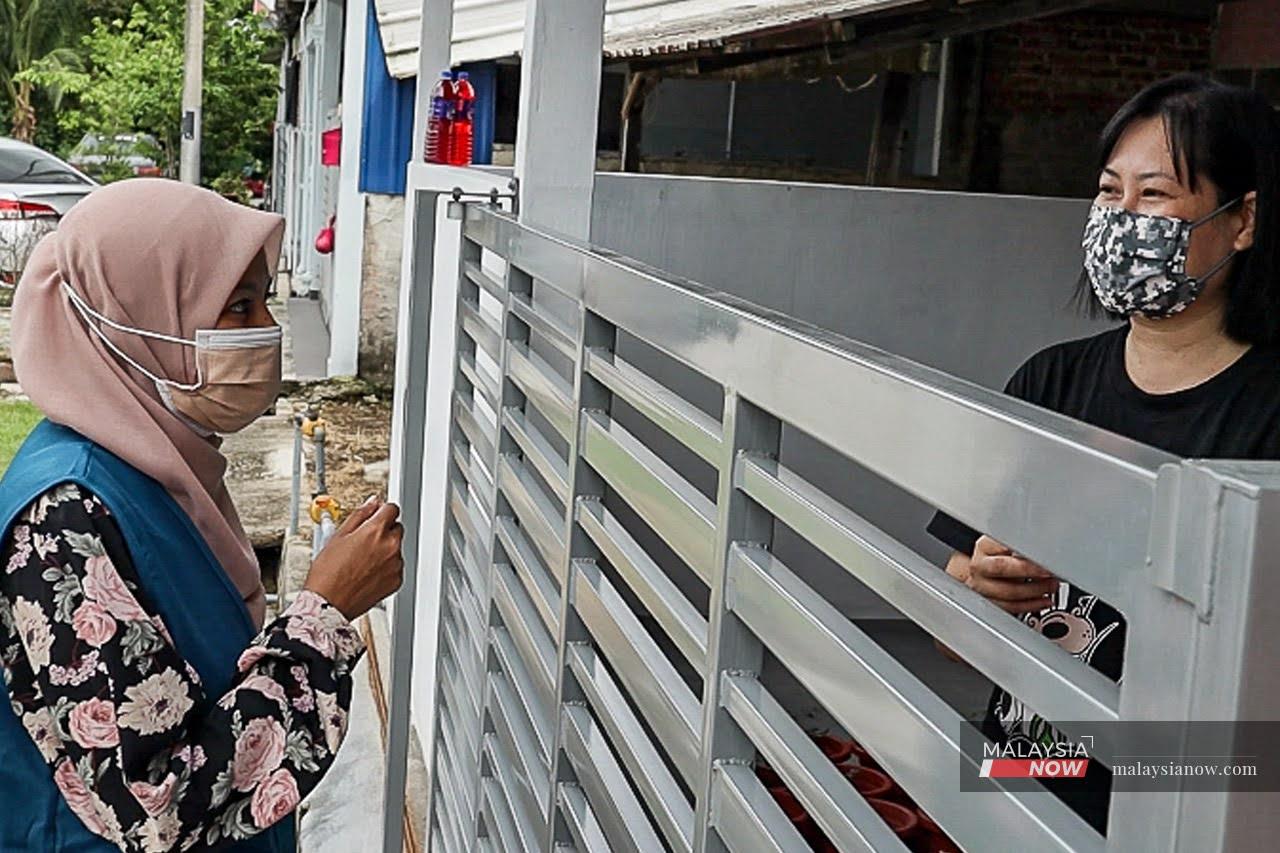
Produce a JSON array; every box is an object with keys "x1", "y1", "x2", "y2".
[{"x1": 12, "y1": 179, "x2": 284, "y2": 629}]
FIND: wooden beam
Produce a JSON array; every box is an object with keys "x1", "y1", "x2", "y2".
[
  {"x1": 620, "y1": 70, "x2": 657, "y2": 172},
  {"x1": 631, "y1": 0, "x2": 1104, "y2": 79}
]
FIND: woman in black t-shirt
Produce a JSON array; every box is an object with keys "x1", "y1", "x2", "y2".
[{"x1": 929, "y1": 75, "x2": 1280, "y2": 833}]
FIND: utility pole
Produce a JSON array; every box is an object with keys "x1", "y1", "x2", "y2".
[{"x1": 179, "y1": 0, "x2": 204, "y2": 184}]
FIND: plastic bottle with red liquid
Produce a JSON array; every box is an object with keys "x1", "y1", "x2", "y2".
[
  {"x1": 424, "y1": 70, "x2": 455, "y2": 164},
  {"x1": 449, "y1": 71, "x2": 476, "y2": 166}
]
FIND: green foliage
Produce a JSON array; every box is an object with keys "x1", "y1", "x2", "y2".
[
  {"x1": 0, "y1": 399, "x2": 44, "y2": 476},
  {"x1": 210, "y1": 171, "x2": 250, "y2": 204},
  {"x1": 19, "y1": 0, "x2": 279, "y2": 183},
  {"x1": 0, "y1": 0, "x2": 84, "y2": 140}
]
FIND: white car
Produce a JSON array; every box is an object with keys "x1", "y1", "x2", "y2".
[{"x1": 0, "y1": 138, "x2": 97, "y2": 284}]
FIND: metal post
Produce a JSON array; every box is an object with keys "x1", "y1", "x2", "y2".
[
  {"x1": 288, "y1": 415, "x2": 303, "y2": 539},
  {"x1": 313, "y1": 424, "x2": 327, "y2": 496},
  {"x1": 381, "y1": 192, "x2": 442, "y2": 853},
  {"x1": 1110, "y1": 461, "x2": 1280, "y2": 852},
  {"x1": 412, "y1": 0, "x2": 457, "y2": 165},
  {"x1": 179, "y1": 0, "x2": 204, "y2": 184},
  {"x1": 541, "y1": 300, "x2": 614, "y2": 849},
  {"x1": 692, "y1": 394, "x2": 781, "y2": 853},
  {"x1": 514, "y1": 0, "x2": 607, "y2": 237}
]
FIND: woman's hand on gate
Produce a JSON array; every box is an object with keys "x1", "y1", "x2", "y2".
[
  {"x1": 303, "y1": 495, "x2": 405, "y2": 621},
  {"x1": 964, "y1": 535, "x2": 1058, "y2": 615}
]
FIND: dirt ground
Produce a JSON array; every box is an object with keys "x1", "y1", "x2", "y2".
[{"x1": 286, "y1": 392, "x2": 394, "y2": 513}]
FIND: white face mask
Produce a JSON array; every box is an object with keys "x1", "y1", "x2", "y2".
[{"x1": 62, "y1": 281, "x2": 283, "y2": 435}]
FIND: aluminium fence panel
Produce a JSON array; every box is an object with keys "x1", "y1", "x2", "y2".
[{"x1": 416, "y1": 205, "x2": 1280, "y2": 853}]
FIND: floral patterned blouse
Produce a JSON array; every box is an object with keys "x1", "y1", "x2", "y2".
[{"x1": 0, "y1": 482, "x2": 365, "y2": 851}]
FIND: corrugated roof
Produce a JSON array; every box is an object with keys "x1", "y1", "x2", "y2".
[{"x1": 372, "y1": 0, "x2": 916, "y2": 80}]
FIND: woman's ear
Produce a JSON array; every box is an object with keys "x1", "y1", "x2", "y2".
[{"x1": 1234, "y1": 190, "x2": 1257, "y2": 252}]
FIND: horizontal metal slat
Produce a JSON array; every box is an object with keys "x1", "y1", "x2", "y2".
[
  {"x1": 571, "y1": 559, "x2": 702, "y2": 786},
  {"x1": 557, "y1": 783, "x2": 612, "y2": 853},
  {"x1": 495, "y1": 515, "x2": 561, "y2": 635},
  {"x1": 720, "y1": 674, "x2": 904, "y2": 853},
  {"x1": 488, "y1": 670, "x2": 551, "y2": 816},
  {"x1": 458, "y1": 348, "x2": 501, "y2": 415},
  {"x1": 580, "y1": 411, "x2": 717, "y2": 584},
  {"x1": 446, "y1": 527, "x2": 489, "y2": 609},
  {"x1": 485, "y1": 733, "x2": 545, "y2": 852},
  {"x1": 460, "y1": 296, "x2": 502, "y2": 361},
  {"x1": 481, "y1": 775, "x2": 529, "y2": 853},
  {"x1": 451, "y1": 439, "x2": 495, "y2": 510},
  {"x1": 497, "y1": 454, "x2": 567, "y2": 577},
  {"x1": 567, "y1": 643, "x2": 694, "y2": 853},
  {"x1": 503, "y1": 406, "x2": 570, "y2": 505},
  {"x1": 434, "y1": 724, "x2": 472, "y2": 852},
  {"x1": 465, "y1": 207, "x2": 1164, "y2": 601},
  {"x1": 507, "y1": 341, "x2": 574, "y2": 441},
  {"x1": 737, "y1": 454, "x2": 1121, "y2": 734},
  {"x1": 442, "y1": 610, "x2": 482, "y2": 724},
  {"x1": 464, "y1": 259, "x2": 507, "y2": 302},
  {"x1": 492, "y1": 561, "x2": 557, "y2": 705},
  {"x1": 439, "y1": 654, "x2": 479, "y2": 768},
  {"x1": 576, "y1": 497, "x2": 707, "y2": 673},
  {"x1": 490, "y1": 625, "x2": 553, "y2": 762},
  {"x1": 448, "y1": 484, "x2": 491, "y2": 580},
  {"x1": 436, "y1": 704, "x2": 475, "y2": 825},
  {"x1": 708, "y1": 763, "x2": 809, "y2": 853},
  {"x1": 585, "y1": 348, "x2": 722, "y2": 466},
  {"x1": 510, "y1": 290, "x2": 577, "y2": 359},
  {"x1": 727, "y1": 544, "x2": 1103, "y2": 853},
  {"x1": 444, "y1": 566, "x2": 485, "y2": 661},
  {"x1": 453, "y1": 391, "x2": 496, "y2": 469},
  {"x1": 560, "y1": 703, "x2": 664, "y2": 853}
]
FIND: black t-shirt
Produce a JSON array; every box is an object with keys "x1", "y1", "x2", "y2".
[{"x1": 927, "y1": 324, "x2": 1280, "y2": 831}]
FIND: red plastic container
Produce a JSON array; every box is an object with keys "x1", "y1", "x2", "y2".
[
  {"x1": 425, "y1": 71, "x2": 455, "y2": 164},
  {"x1": 812, "y1": 733, "x2": 855, "y2": 765},
  {"x1": 449, "y1": 71, "x2": 476, "y2": 166},
  {"x1": 321, "y1": 127, "x2": 341, "y2": 166},
  {"x1": 867, "y1": 798, "x2": 919, "y2": 842},
  {"x1": 844, "y1": 765, "x2": 893, "y2": 799},
  {"x1": 769, "y1": 787, "x2": 816, "y2": 840},
  {"x1": 755, "y1": 762, "x2": 782, "y2": 788},
  {"x1": 847, "y1": 738, "x2": 879, "y2": 769},
  {"x1": 910, "y1": 810, "x2": 961, "y2": 853}
]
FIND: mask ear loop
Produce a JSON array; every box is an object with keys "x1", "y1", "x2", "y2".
[
  {"x1": 61, "y1": 281, "x2": 205, "y2": 392},
  {"x1": 1190, "y1": 195, "x2": 1244, "y2": 229},
  {"x1": 1186, "y1": 195, "x2": 1245, "y2": 288}
]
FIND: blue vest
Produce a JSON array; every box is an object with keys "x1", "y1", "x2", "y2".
[{"x1": 0, "y1": 420, "x2": 294, "y2": 852}]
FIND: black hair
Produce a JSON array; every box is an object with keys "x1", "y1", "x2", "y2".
[{"x1": 1074, "y1": 74, "x2": 1280, "y2": 345}]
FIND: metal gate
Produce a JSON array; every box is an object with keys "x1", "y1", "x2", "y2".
[{"x1": 420, "y1": 203, "x2": 1280, "y2": 853}]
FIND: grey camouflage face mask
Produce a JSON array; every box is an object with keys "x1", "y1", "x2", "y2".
[{"x1": 1082, "y1": 197, "x2": 1240, "y2": 318}]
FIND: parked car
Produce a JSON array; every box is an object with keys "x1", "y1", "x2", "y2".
[
  {"x1": 66, "y1": 133, "x2": 165, "y2": 180},
  {"x1": 0, "y1": 138, "x2": 97, "y2": 284}
]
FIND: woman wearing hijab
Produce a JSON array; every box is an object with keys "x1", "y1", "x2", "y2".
[{"x1": 0, "y1": 179, "x2": 405, "y2": 851}]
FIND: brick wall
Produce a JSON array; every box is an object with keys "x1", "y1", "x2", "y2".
[{"x1": 975, "y1": 11, "x2": 1212, "y2": 197}]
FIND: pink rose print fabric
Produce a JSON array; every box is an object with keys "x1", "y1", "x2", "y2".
[{"x1": 0, "y1": 483, "x2": 365, "y2": 850}]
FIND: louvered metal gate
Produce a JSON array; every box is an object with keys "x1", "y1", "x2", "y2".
[{"x1": 421, "y1": 203, "x2": 1280, "y2": 853}]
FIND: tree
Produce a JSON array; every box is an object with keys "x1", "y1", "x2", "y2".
[
  {"x1": 0, "y1": 0, "x2": 81, "y2": 141},
  {"x1": 23, "y1": 0, "x2": 279, "y2": 182}
]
